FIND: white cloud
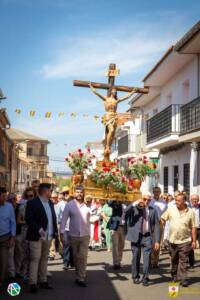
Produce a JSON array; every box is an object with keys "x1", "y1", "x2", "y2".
[{"x1": 40, "y1": 17, "x2": 185, "y2": 79}]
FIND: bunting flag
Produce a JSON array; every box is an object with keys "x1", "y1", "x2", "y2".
[
  {"x1": 45, "y1": 112, "x2": 52, "y2": 118},
  {"x1": 13, "y1": 109, "x2": 148, "y2": 121},
  {"x1": 94, "y1": 115, "x2": 100, "y2": 121},
  {"x1": 30, "y1": 110, "x2": 36, "y2": 117}
]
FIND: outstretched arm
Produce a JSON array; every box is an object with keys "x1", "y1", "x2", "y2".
[
  {"x1": 117, "y1": 89, "x2": 135, "y2": 103},
  {"x1": 89, "y1": 82, "x2": 106, "y2": 101}
]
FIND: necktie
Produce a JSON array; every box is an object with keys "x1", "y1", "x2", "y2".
[{"x1": 141, "y1": 208, "x2": 147, "y2": 234}]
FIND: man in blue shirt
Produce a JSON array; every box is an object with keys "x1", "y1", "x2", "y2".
[{"x1": 0, "y1": 187, "x2": 16, "y2": 289}]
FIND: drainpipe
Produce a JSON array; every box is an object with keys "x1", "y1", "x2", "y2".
[{"x1": 198, "y1": 54, "x2": 200, "y2": 97}]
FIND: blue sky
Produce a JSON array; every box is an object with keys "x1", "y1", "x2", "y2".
[{"x1": 0, "y1": 0, "x2": 200, "y2": 171}]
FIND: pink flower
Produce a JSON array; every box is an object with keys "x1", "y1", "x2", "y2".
[
  {"x1": 65, "y1": 157, "x2": 69, "y2": 161},
  {"x1": 122, "y1": 176, "x2": 126, "y2": 182},
  {"x1": 87, "y1": 147, "x2": 91, "y2": 153},
  {"x1": 78, "y1": 149, "x2": 82, "y2": 152}
]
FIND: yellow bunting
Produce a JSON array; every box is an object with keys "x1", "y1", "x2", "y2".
[
  {"x1": 30, "y1": 111, "x2": 35, "y2": 117},
  {"x1": 71, "y1": 113, "x2": 77, "y2": 117},
  {"x1": 94, "y1": 115, "x2": 100, "y2": 121},
  {"x1": 45, "y1": 112, "x2": 51, "y2": 118},
  {"x1": 59, "y1": 112, "x2": 64, "y2": 117},
  {"x1": 15, "y1": 109, "x2": 21, "y2": 114}
]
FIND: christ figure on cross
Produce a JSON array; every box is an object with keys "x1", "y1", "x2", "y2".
[
  {"x1": 74, "y1": 63, "x2": 148, "y2": 162},
  {"x1": 89, "y1": 83, "x2": 135, "y2": 161}
]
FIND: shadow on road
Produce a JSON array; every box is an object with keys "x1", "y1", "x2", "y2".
[{"x1": 0, "y1": 270, "x2": 121, "y2": 300}]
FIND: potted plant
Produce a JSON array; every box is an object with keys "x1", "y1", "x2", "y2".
[
  {"x1": 91, "y1": 162, "x2": 127, "y2": 194},
  {"x1": 126, "y1": 156, "x2": 155, "y2": 190},
  {"x1": 65, "y1": 148, "x2": 95, "y2": 184}
]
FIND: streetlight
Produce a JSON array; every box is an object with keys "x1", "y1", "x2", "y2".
[{"x1": 0, "y1": 88, "x2": 6, "y2": 100}]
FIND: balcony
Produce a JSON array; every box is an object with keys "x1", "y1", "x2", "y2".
[
  {"x1": 179, "y1": 96, "x2": 200, "y2": 142},
  {"x1": 118, "y1": 134, "x2": 139, "y2": 156},
  {"x1": 27, "y1": 155, "x2": 49, "y2": 164},
  {"x1": 118, "y1": 135, "x2": 129, "y2": 155},
  {"x1": 146, "y1": 105, "x2": 181, "y2": 148}
]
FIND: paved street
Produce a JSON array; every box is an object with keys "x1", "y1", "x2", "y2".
[{"x1": 1, "y1": 244, "x2": 200, "y2": 300}]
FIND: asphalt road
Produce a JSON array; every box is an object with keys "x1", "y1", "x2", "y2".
[{"x1": 1, "y1": 244, "x2": 200, "y2": 300}]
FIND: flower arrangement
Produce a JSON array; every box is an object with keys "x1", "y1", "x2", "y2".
[
  {"x1": 126, "y1": 156, "x2": 156, "y2": 181},
  {"x1": 91, "y1": 161, "x2": 127, "y2": 193},
  {"x1": 65, "y1": 148, "x2": 95, "y2": 175}
]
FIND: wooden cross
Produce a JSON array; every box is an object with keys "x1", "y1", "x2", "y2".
[{"x1": 73, "y1": 63, "x2": 149, "y2": 96}]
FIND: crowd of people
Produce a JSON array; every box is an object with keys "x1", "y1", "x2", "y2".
[{"x1": 0, "y1": 182, "x2": 199, "y2": 294}]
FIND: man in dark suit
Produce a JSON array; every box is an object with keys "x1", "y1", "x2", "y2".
[
  {"x1": 125, "y1": 194, "x2": 160, "y2": 286},
  {"x1": 25, "y1": 183, "x2": 58, "y2": 293}
]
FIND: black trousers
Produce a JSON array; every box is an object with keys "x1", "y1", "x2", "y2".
[{"x1": 131, "y1": 233, "x2": 152, "y2": 280}]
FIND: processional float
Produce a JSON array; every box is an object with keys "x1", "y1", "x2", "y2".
[{"x1": 67, "y1": 64, "x2": 151, "y2": 202}]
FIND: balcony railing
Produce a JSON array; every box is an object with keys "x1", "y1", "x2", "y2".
[
  {"x1": 118, "y1": 135, "x2": 129, "y2": 155},
  {"x1": 180, "y1": 96, "x2": 200, "y2": 135},
  {"x1": 27, "y1": 155, "x2": 49, "y2": 164},
  {"x1": 147, "y1": 105, "x2": 181, "y2": 144}
]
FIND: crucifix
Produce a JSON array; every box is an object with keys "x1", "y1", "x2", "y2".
[{"x1": 74, "y1": 63, "x2": 148, "y2": 161}]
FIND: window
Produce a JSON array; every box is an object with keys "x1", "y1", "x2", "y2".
[
  {"x1": 173, "y1": 165, "x2": 179, "y2": 192},
  {"x1": 27, "y1": 147, "x2": 33, "y2": 156},
  {"x1": 163, "y1": 167, "x2": 168, "y2": 193},
  {"x1": 183, "y1": 163, "x2": 190, "y2": 194},
  {"x1": 40, "y1": 144, "x2": 45, "y2": 156}
]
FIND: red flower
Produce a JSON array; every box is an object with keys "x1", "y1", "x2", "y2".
[
  {"x1": 88, "y1": 159, "x2": 92, "y2": 163},
  {"x1": 103, "y1": 167, "x2": 110, "y2": 172},
  {"x1": 80, "y1": 153, "x2": 83, "y2": 157},
  {"x1": 78, "y1": 149, "x2": 82, "y2": 152},
  {"x1": 127, "y1": 157, "x2": 131, "y2": 162},
  {"x1": 87, "y1": 147, "x2": 91, "y2": 153},
  {"x1": 65, "y1": 157, "x2": 69, "y2": 161},
  {"x1": 143, "y1": 159, "x2": 148, "y2": 164}
]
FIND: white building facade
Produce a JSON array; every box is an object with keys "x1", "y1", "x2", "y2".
[{"x1": 130, "y1": 21, "x2": 200, "y2": 195}]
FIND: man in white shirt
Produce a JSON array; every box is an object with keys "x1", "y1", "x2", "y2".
[
  {"x1": 60, "y1": 185, "x2": 90, "y2": 287},
  {"x1": 150, "y1": 187, "x2": 167, "y2": 268}
]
